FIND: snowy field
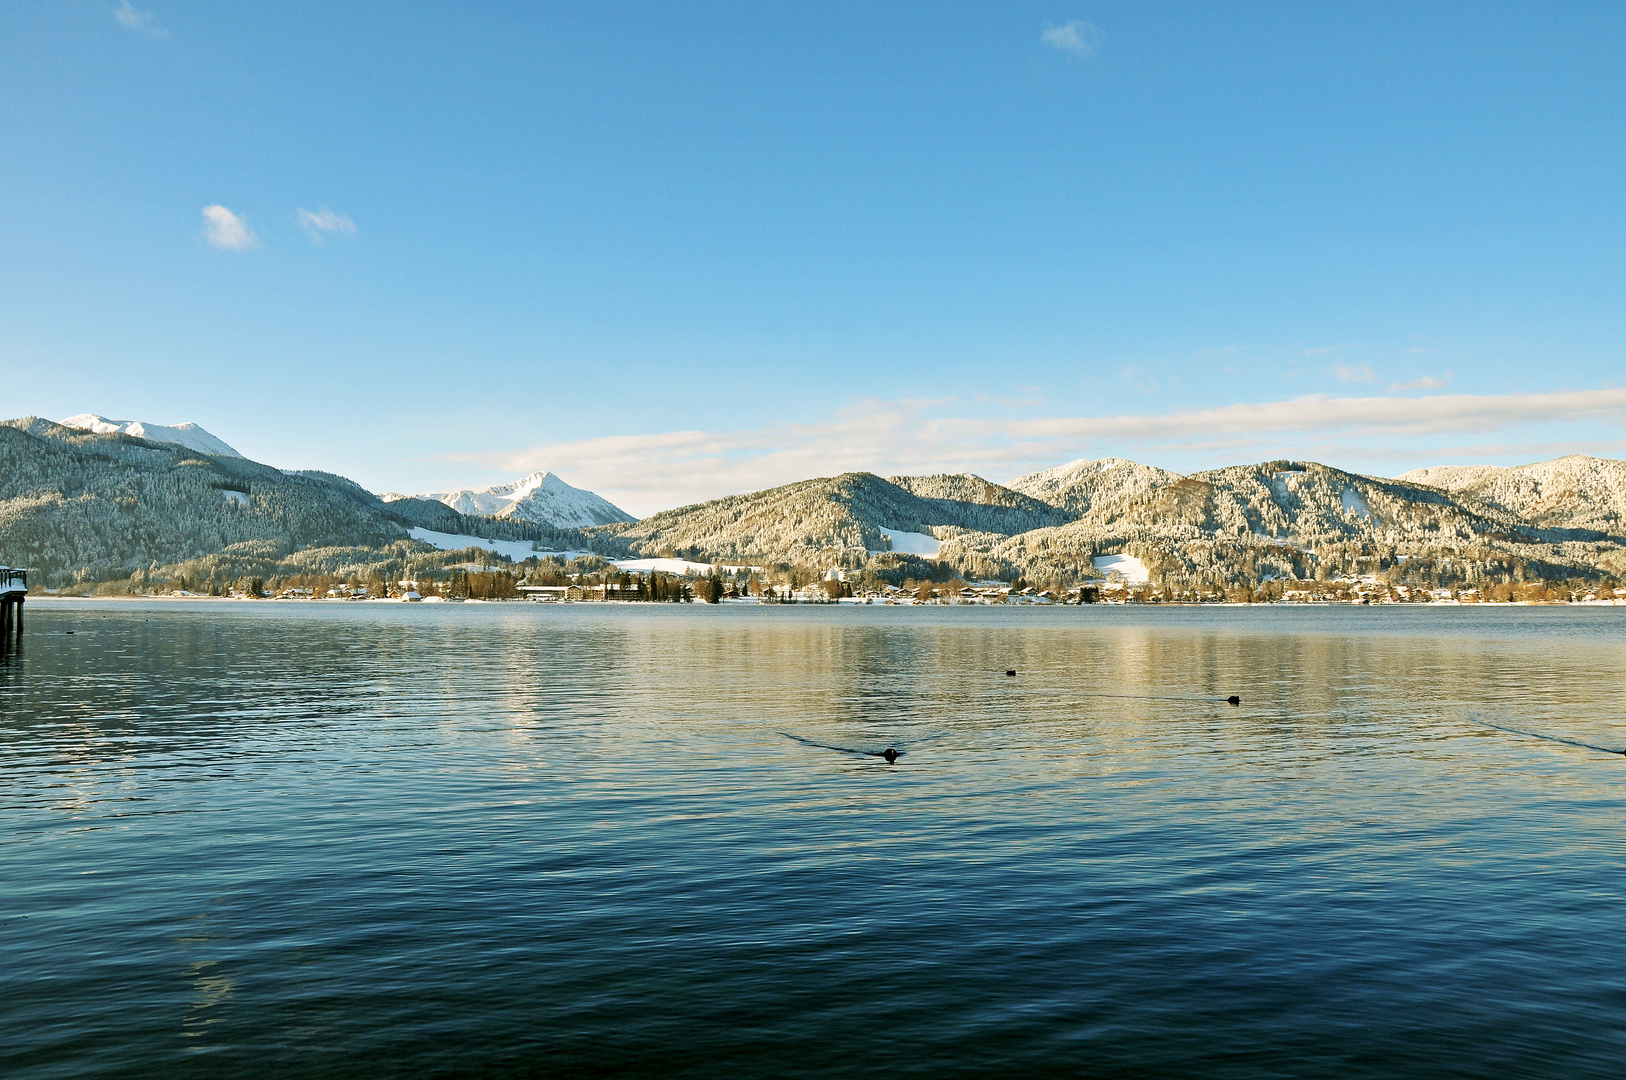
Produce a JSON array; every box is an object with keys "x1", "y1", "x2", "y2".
[
  {"x1": 611, "y1": 557, "x2": 725, "y2": 575},
  {"x1": 408, "y1": 528, "x2": 567, "y2": 563},
  {"x1": 871, "y1": 527, "x2": 941, "y2": 558},
  {"x1": 1093, "y1": 553, "x2": 1150, "y2": 584}
]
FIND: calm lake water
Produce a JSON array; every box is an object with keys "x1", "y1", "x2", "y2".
[{"x1": 3, "y1": 600, "x2": 1625, "y2": 1078}]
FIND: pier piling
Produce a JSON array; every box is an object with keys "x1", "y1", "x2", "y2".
[{"x1": 1, "y1": 567, "x2": 26, "y2": 641}]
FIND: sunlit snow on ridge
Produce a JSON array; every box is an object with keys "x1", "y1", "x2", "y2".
[{"x1": 60, "y1": 414, "x2": 242, "y2": 458}]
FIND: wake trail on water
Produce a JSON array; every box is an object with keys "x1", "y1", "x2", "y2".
[
  {"x1": 1469, "y1": 714, "x2": 1626, "y2": 757},
  {"x1": 1070, "y1": 691, "x2": 1238, "y2": 705},
  {"x1": 778, "y1": 730, "x2": 950, "y2": 759},
  {"x1": 989, "y1": 679, "x2": 1242, "y2": 706}
]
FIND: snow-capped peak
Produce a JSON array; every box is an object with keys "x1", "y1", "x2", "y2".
[
  {"x1": 60, "y1": 414, "x2": 242, "y2": 458},
  {"x1": 384, "y1": 471, "x2": 635, "y2": 528}
]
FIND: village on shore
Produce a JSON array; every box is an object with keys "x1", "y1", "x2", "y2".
[{"x1": 57, "y1": 561, "x2": 1625, "y2": 607}]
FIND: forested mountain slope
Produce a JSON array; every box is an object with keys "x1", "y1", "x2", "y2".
[
  {"x1": 974, "y1": 460, "x2": 1623, "y2": 585},
  {"x1": 1006, "y1": 457, "x2": 1185, "y2": 517},
  {"x1": 0, "y1": 419, "x2": 595, "y2": 586},
  {"x1": 1400, "y1": 455, "x2": 1626, "y2": 536},
  {"x1": 598, "y1": 472, "x2": 1068, "y2": 565}
]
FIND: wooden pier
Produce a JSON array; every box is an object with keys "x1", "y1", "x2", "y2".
[{"x1": 1, "y1": 566, "x2": 25, "y2": 639}]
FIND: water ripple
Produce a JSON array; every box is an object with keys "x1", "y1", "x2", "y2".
[{"x1": 2, "y1": 601, "x2": 1625, "y2": 1078}]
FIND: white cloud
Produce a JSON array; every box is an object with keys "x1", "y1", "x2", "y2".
[
  {"x1": 297, "y1": 207, "x2": 357, "y2": 243},
  {"x1": 1387, "y1": 373, "x2": 1453, "y2": 392},
  {"x1": 448, "y1": 389, "x2": 1626, "y2": 516},
  {"x1": 114, "y1": 1, "x2": 166, "y2": 35},
  {"x1": 201, "y1": 205, "x2": 259, "y2": 250},
  {"x1": 1333, "y1": 362, "x2": 1375, "y2": 384},
  {"x1": 1041, "y1": 20, "x2": 1101, "y2": 57}
]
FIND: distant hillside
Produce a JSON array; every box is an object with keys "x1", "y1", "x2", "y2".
[
  {"x1": 596, "y1": 455, "x2": 1626, "y2": 587},
  {"x1": 598, "y1": 472, "x2": 1068, "y2": 566},
  {"x1": 0, "y1": 418, "x2": 404, "y2": 584},
  {"x1": 388, "y1": 470, "x2": 634, "y2": 529},
  {"x1": 1400, "y1": 455, "x2": 1626, "y2": 537},
  {"x1": 0, "y1": 419, "x2": 600, "y2": 587},
  {"x1": 977, "y1": 459, "x2": 1622, "y2": 586}
]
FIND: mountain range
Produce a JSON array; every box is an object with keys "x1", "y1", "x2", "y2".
[
  {"x1": 591, "y1": 456, "x2": 1626, "y2": 587},
  {"x1": 4, "y1": 413, "x2": 1626, "y2": 591}
]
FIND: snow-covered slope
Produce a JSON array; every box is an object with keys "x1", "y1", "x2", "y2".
[
  {"x1": 386, "y1": 471, "x2": 634, "y2": 529},
  {"x1": 60, "y1": 414, "x2": 242, "y2": 458},
  {"x1": 1400, "y1": 455, "x2": 1626, "y2": 535},
  {"x1": 873, "y1": 527, "x2": 942, "y2": 558},
  {"x1": 1093, "y1": 553, "x2": 1150, "y2": 584},
  {"x1": 407, "y1": 527, "x2": 560, "y2": 563}
]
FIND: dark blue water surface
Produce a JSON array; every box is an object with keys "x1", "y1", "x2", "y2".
[{"x1": 3, "y1": 601, "x2": 1625, "y2": 1078}]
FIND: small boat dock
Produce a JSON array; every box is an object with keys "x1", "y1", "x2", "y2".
[{"x1": 2, "y1": 566, "x2": 26, "y2": 639}]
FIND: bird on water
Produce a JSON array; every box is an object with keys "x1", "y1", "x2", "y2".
[
  {"x1": 883, "y1": 748, "x2": 898, "y2": 763},
  {"x1": 1227, "y1": 695, "x2": 1241, "y2": 705}
]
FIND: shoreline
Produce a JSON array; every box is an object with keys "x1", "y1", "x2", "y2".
[{"x1": 22, "y1": 594, "x2": 1626, "y2": 608}]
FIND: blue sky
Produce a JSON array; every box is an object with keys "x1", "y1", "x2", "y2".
[{"x1": 3, "y1": 2, "x2": 1624, "y2": 513}]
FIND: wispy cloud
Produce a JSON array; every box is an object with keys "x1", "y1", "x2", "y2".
[
  {"x1": 114, "y1": 1, "x2": 166, "y2": 36},
  {"x1": 201, "y1": 205, "x2": 258, "y2": 250},
  {"x1": 1118, "y1": 365, "x2": 1177, "y2": 394},
  {"x1": 1387, "y1": 373, "x2": 1453, "y2": 392},
  {"x1": 297, "y1": 207, "x2": 357, "y2": 243},
  {"x1": 447, "y1": 389, "x2": 1626, "y2": 516},
  {"x1": 1333, "y1": 362, "x2": 1375, "y2": 384},
  {"x1": 1041, "y1": 20, "x2": 1101, "y2": 57}
]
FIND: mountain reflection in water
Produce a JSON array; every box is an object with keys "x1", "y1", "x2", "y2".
[{"x1": 3, "y1": 601, "x2": 1624, "y2": 1079}]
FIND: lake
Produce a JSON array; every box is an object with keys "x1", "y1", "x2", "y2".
[{"x1": 3, "y1": 601, "x2": 1624, "y2": 1078}]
